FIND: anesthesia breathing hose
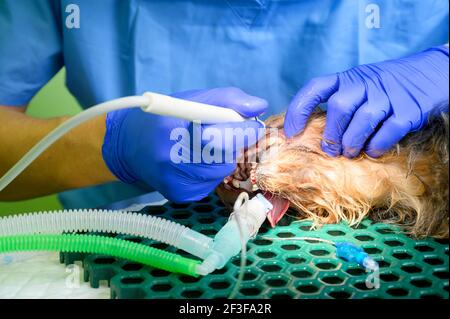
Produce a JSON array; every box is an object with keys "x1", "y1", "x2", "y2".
[
  {"x1": 0, "y1": 194, "x2": 273, "y2": 276},
  {"x1": 0, "y1": 209, "x2": 213, "y2": 259}
]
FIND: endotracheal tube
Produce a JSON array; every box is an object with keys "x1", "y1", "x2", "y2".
[
  {"x1": 198, "y1": 192, "x2": 273, "y2": 276},
  {"x1": 201, "y1": 192, "x2": 274, "y2": 298}
]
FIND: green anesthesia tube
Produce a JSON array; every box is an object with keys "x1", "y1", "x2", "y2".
[{"x1": 0, "y1": 234, "x2": 200, "y2": 277}]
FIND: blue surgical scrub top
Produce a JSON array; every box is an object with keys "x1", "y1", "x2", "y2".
[{"x1": 0, "y1": 0, "x2": 448, "y2": 208}]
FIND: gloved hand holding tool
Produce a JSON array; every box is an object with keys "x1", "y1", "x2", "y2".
[{"x1": 103, "y1": 87, "x2": 267, "y2": 202}]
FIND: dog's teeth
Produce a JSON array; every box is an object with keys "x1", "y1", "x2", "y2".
[{"x1": 223, "y1": 176, "x2": 232, "y2": 184}]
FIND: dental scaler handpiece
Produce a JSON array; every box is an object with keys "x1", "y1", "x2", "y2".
[
  {"x1": 0, "y1": 92, "x2": 247, "y2": 192},
  {"x1": 142, "y1": 92, "x2": 246, "y2": 124}
]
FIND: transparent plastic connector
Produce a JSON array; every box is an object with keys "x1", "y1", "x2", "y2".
[{"x1": 197, "y1": 193, "x2": 273, "y2": 276}]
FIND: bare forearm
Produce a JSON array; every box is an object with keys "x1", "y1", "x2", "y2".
[{"x1": 0, "y1": 106, "x2": 116, "y2": 200}]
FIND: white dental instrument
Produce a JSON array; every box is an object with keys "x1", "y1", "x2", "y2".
[
  {"x1": 142, "y1": 92, "x2": 245, "y2": 123},
  {"x1": 0, "y1": 93, "x2": 246, "y2": 192}
]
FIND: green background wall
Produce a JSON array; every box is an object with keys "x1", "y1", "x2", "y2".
[{"x1": 0, "y1": 69, "x2": 82, "y2": 216}]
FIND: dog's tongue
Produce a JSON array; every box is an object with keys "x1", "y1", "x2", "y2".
[{"x1": 263, "y1": 191, "x2": 290, "y2": 227}]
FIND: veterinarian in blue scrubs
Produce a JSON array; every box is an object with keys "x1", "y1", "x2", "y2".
[{"x1": 0, "y1": 0, "x2": 448, "y2": 208}]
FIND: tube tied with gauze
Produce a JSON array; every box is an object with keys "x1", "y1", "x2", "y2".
[
  {"x1": 197, "y1": 193, "x2": 273, "y2": 275},
  {"x1": 0, "y1": 234, "x2": 200, "y2": 276},
  {"x1": 0, "y1": 209, "x2": 213, "y2": 259},
  {"x1": 142, "y1": 92, "x2": 246, "y2": 124}
]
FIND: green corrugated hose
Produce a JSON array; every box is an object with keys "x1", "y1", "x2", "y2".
[{"x1": 0, "y1": 233, "x2": 200, "y2": 277}]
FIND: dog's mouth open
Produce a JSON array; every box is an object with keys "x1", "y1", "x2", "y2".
[
  {"x1": 216, "y1": 135, "x2": 290, "y2": 227},
  {"x1": 216, "y1": 180, "x2": 290, "y2": 228}
]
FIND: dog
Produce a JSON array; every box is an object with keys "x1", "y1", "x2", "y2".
[{"x1": 217, "y1": 110, "x2": 449, "y2": 239}]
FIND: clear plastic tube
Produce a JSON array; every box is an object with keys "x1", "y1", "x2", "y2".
[
  {"x1": 0, "y1": 233, "x2": 200, "y2": 277},
  {"x1": 0, "y1": 209, "x2": 213, "y2": 259},
  {"x1": 0, "y1": 96, "x2": 149, "y2": 192},
  {"x1": 228, "y1": 207, "x2": 247, "y2": 299}
]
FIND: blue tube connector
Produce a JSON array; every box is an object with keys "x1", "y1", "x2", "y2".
[{"x1": 335, "y1": 242, "x2": 379, "y2": 271}]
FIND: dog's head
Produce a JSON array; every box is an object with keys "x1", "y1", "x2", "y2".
[{"x1": 217, "y1": 111, "x2": 449, "y2": 238}]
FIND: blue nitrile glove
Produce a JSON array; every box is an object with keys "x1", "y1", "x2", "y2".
[
  {"x1": 284, "y1": 45, "x2": 449, "y2": 158},
  {"x1": 102, "y1": 87, "x2": 267, "y2": 203}
]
